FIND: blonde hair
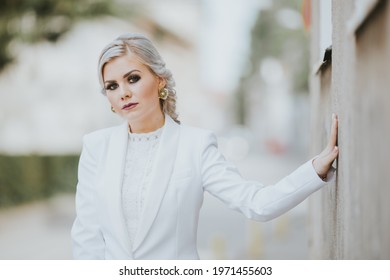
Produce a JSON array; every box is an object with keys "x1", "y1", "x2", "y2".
[{"x1": 98, "y1": 33, "x2": 179, "y2": 123}]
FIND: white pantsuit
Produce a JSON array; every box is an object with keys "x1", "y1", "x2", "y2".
[{"x1": 71, "y1": 116, "x2": 333, "y2": 259}]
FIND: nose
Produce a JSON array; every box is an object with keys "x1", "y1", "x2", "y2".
[{"x1": 120, "y1": 85, "x2": 132, "y2": 100}]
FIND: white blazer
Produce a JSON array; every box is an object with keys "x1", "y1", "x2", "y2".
[{"x1": 71, "y1": 116, "x2": 332, "y2": 259}]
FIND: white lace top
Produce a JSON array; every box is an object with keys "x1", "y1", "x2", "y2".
[{"x1": 121, "y1": 126, "x2": 163, "y2": 248}]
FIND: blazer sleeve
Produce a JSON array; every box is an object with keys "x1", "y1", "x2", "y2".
[
  {"x1": 201, "y1": 131, "x2": 335, "y2": 222},
  {"x1": 71, "y1": 135, "x2": 105, "y2": 259}
]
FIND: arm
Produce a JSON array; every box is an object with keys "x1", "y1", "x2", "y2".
[
  {"x1": 71, "y1": 135, "x2": 105, "y2": 259},
  {"x1": 201, "y1": 114, "x2": 338, "y2": 222}
]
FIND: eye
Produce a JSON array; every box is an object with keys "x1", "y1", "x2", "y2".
[
  {"x1": 105, "y1": 83, "x2": 118, "y2": 91},
  {"x1": 128, "y1": 75, "x2": 140, "y2": 83}
]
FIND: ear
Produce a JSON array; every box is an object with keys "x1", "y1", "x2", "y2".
[{"x1": 158, "y1": 77, "x2": 166, "y2": 90}]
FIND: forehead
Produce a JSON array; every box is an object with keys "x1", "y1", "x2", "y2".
[{"x1": 103, "y1": 52, "x2": 148, "y2": 81}]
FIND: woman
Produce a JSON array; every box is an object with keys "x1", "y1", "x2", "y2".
[{"x1": 71, "y1": 33, "x2": 339, "y2": 260}]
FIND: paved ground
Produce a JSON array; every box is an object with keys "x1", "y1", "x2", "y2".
[
  {"x1": 0, "y1": 152, "x2": 309, "y2": 260},
  {"x1": 0, "y1": 194, "x2": 75, "y2": 259}
]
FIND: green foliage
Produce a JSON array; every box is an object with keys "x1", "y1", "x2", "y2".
[
  {"x1": 0, "y1": 154, "x2": 78, "y2": 208},
  {"x1": 0, "y1": 0, "x2": 134, "y2": 71}
]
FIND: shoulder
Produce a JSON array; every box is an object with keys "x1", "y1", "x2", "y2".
[
  {"x1": 179, "y1": 123, "x2": 218, "y2": 147},
  {"x1": 82, "y1": 123, "x2": 125, "y2": 149},
  {"x1": 179, "y1": 123, "x2": 213, "y2": 137}
]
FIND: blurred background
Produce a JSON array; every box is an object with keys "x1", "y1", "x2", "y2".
[{"x1": 0, "y1": 0, "x2": 314, "y2": 259}]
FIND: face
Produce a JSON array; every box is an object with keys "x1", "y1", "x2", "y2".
[{"x1": 103, "y1": 52, "x2": 165, "y2": 128}]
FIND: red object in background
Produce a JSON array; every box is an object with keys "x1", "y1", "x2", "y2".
[
  {"x1": 265, "y1": 138, "x2": 287, "y2": 155},
  {"x1": 302, "y1": 0, "x2": 311, "y2": 31}
]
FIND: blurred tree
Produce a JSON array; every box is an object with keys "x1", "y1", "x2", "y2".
[
  {"x1": 235, "y1": 0, "x2": 310, "y2": 124},
  {"x1": 0, "y1": 0, "x2": 139, "y2": 71}
]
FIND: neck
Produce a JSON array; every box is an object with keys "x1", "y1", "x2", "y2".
[{"x1": 128, "y1": 113, "x2": 165, "y2": 133}]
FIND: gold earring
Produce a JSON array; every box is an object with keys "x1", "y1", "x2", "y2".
[
  {"x1": 111, "y1": 106, "x2": 116, "y2": 113},
  {"x1": 158, "y1": 88, "x2": 169, "y2": 100}
]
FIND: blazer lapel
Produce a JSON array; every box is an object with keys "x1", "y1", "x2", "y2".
[
  {"x1": 132, "y1": 116, "x2": 180, "y2": 251},
  {"x1": 102, "y1": 122, "x2": 132, "y2": 256}
]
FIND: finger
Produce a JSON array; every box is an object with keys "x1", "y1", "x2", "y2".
[
  {"x1": 327, "y1": 113, "x2": 338, "y2": 149},
  {"x1": 325, "y1": 146, "x2": 339, "y2": 165}
]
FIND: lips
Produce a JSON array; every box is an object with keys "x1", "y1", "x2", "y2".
[{"x1": 122, "y1": 102, "x2": 138, "y2": 110}]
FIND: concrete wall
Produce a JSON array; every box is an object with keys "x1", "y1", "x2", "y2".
[{"x1": 309, "y1": 0, "x2": 390, "y2": 259}]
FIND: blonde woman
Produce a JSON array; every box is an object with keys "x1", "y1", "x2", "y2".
[{"x1": 71, "y1": 33, "x2": 339, "y2": 260}]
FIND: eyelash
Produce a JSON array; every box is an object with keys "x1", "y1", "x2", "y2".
[
  {"x1": 105, "y1": 83, "x2": 118, "y2": 91},
  {"x1": 128, "y1": 74, "x2": 140, "y2": 83},
  {"x1": 105, "y1": 75, "x2": 141, "y2": 91}
]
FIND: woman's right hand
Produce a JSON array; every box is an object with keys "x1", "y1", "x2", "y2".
[{"x1": 312, "y1": 113, "x2": 339, "y2": 180}]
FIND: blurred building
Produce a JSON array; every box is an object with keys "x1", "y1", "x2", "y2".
[
  {"x1": 0, "y1": 1, "x2": 202, "y2": 155},
  {"x1": 309, "y1": 0, "x2": 390, "y2": 259}
]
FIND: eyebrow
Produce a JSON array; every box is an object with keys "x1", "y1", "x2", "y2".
[{"x1": 104, "y1": 69, "x2": 141, "y2": 84}]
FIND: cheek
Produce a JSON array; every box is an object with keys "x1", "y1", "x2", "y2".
[
  {"x1": 139, "y1": 81, "x2": 159, "y2": 99},
  {"x1": 106, "y1": 94, "x2": 117, "y2": 105}
]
